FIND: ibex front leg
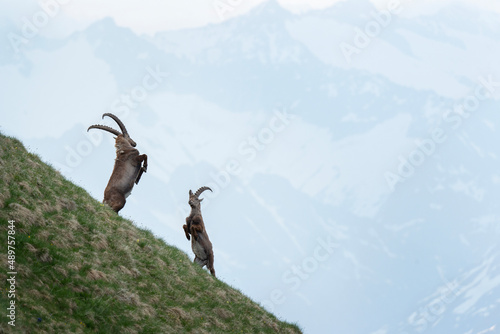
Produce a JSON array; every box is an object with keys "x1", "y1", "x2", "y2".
[
  {"x1": 135, "y1": 154, "x2": 148, "y2": 185},
  {"x1": 190, "y1": 217, "x2": 203, "y2": 241},
  {"x1": 183, "y1": 217, "x2": 191, "y2": 240}
]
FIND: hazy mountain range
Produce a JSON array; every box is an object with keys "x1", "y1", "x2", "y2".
[{"x1": 1, "y1": 0, "x2": 500, "y2": 332}]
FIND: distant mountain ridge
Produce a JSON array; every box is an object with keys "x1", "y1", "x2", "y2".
[{"x1": 1, "y1": 0, "x2": 500, "y2": 332}]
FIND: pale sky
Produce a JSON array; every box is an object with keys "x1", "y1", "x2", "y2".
[
  {"x1": 3, "y1": 0, "x2": 500, "y2": 37},
  {"x1": 2, "y1": 1, "x2": 500, "y2": 333}
]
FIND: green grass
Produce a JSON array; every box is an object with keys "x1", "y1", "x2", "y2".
[{"x1": 0, "y1": 133, "x2": 302, "y2": 334}]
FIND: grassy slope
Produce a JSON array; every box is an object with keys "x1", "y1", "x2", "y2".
[{"x1": 0, "y1": 133, "x2": 301, "y2": 334}]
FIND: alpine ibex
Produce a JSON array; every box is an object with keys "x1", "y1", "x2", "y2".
[
  {"x1": 183, "y1": 186, "x2": 215, "y2": 277},
  {"x1": 88, "y1": 113, "x2": 148, "y2": 213}
]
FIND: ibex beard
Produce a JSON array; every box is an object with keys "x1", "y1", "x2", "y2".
[
  {"x1": 184, "y1": 187, "x2": 216, "y2": 277},
  {"x1": 88, "y1": 113, "x2": 148, "y2": 213}
]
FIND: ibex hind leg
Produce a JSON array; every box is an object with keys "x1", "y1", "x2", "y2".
[
  {"x1": 194, "y1": 256, "x2": 207, "y2": 268},
  {"x1": 104, "y1": 193, "x2": 126, "y2": 213},
  {"x1": 207, "y1": 253, "x2": 216, "y2": 277}
]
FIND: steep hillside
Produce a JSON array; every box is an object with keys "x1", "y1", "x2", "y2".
[{"x1": 0, "y1": 133, "x2": 301, "y2": 334}]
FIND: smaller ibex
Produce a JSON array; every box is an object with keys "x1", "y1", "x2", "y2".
[
  {"x1": 88, "y1": 113, "x2": 147, "y2": 213},
  {"x1": 183, "y1": 186, "x2": 215, "y2": 277}
]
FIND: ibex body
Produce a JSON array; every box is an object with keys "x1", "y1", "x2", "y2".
[
  {"x1": 183, "y1": 187, "x2": 215, "y2": 277},
  {"x1": 88, "y1": 113, "x2": 147, "y2": 212}
]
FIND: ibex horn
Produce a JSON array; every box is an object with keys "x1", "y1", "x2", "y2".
[
  {"x1": 102, "y1": 113, "x2": 129, "y2": 136},
  {"x1": 87, "y1": 124, "x2": 121, "y2": 136},
  {"x1": 194, "y1": 186, "x2": 212, "y2": 198}
]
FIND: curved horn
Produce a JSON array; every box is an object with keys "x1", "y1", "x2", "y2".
[
  {"x1": 87, "y1": 125, "x2": 121, "y2": 136},
  {"x1": 194, "y1": 186, "x2": 212, "y2": 198},
  {"x1": 102, "y1": 113, "x2": 129, "y2": 136}
]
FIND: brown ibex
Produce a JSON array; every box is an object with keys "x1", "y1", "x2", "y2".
[
  {"x1": 87, "y1": 113, "x2": 148, "y2": 213},
  {"x1": 183, "y1": 186, "x2": 215, "y2": 277}
]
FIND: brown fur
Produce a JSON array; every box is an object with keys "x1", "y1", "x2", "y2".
[
  {"x1": 103, "y1": 135, "x2": 147, "y2": 212},
  {"x1": 88, "y1": 114, "x2": 147, "y2": 213},
  {"x1": 183, "y1": 189, "x2": 215, "y2": 277}
]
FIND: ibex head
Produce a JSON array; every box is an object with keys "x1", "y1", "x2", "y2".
[
  {"x1": 188, "y1": 186, "x2": 212, "y2": 209},
  {"x1": 87, "y1": 113, "x2": 137, "y2": 149}
]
